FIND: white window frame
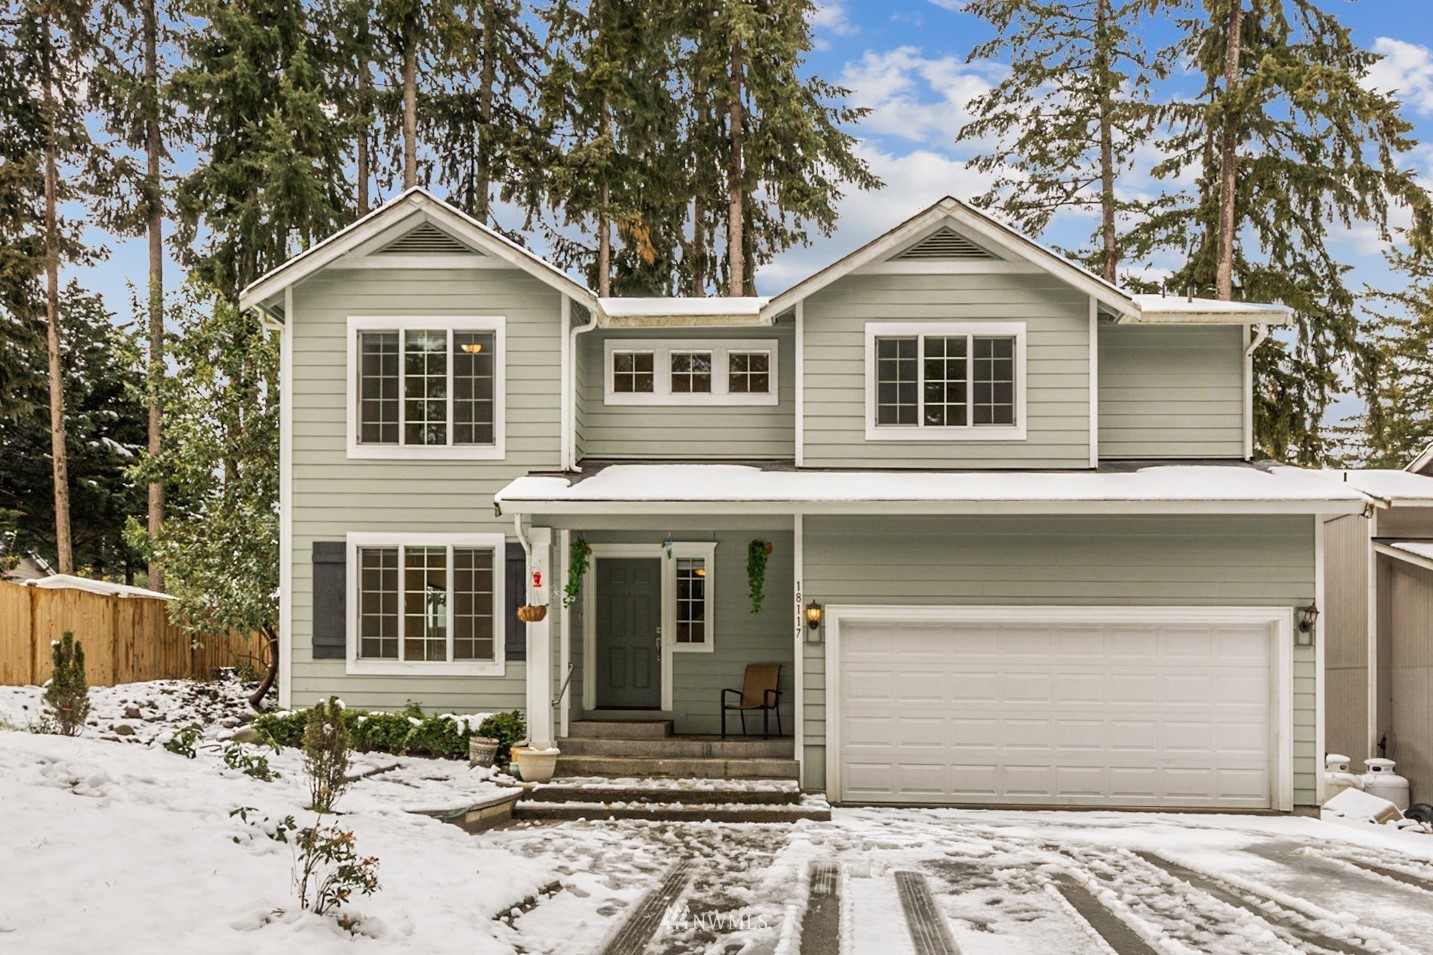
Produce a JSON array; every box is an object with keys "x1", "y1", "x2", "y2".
[
  {"x1": 603, "y1": 338, "x2": 779, "y2": 407},
  {"x1": 346, "y1": 315, "x2": 506, "y2": 460},
  {"x1": 864, "y1": 321, "x2": 1027, "y2": 441},
  {"x1": 670, "y1": 542, "x2": 717, "y2": 654},
  {"x1": 345, "y1": 532, "x2": 506, "y2": 676}
]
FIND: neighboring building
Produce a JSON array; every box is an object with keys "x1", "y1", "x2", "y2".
[
  {"x1": 241, "y1": 189, "x2": 1376, "y2": 811},
  {"x1": 1325, "y1": 459, "x2": 1433, "y2": 806}
]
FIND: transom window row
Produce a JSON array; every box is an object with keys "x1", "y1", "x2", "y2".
[{"x1": 612, "y1": 349, "x2": 771, "y2": 396}]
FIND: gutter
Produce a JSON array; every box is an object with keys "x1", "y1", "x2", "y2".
[
  {"x1": 1243, "y1": 323, "x2": 1270, "y2": 460},
  {"x1": 564, "y1": 301, "x2": 598, "y2": 471}
]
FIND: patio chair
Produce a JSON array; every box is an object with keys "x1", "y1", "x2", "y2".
[{"x1": 721, "y1": 663, "x2": 782, "y2": 739}]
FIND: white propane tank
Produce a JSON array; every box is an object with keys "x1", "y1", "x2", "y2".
[
  {"x1": 1362, "y1": 758, "x2": 1411, "y2": 811},
  {"x1": 1324, "y1": 754, "x2": 1362, "y2": 800}
]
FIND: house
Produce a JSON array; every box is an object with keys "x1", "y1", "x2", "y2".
[
  {"x1": 240, "y1": 188, "x2": 1375, "y2": 811},
  {"x1": 1323, "y1": 456, "x2": 1433, "y2": 806}
]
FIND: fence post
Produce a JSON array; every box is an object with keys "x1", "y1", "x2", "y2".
[{"x1": 28, "y1": 586, "x2": 37, "y2": 686}]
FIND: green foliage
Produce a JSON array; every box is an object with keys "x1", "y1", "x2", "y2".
[
  {"x1": 295, "y1": 822, "x2": 380, "y2": 917},
  {"x1": 476, "y1": 711, "x2": 525, "y2": 764},
  {"x1": 44, "y1": 632, "x2": 91, "y2": 736},
  {"x1": 400, "y1": 716, "x2": 466, "y2": 758},
  {"x1": 563, "y1": 537, "x2": 591, "y2": 608},
  {"x1": 254, "y1": 710, "x2": 309, "y2": 749},
  {"x1": 255, "y1": 704, "x2": 524, "y2": 762},
  {"x1": 164, "y1": 721, "x2": 204, "y2": 758},
  {"x1": 302, "y1": 697, "x2": 351, "y2": 813},
  {"x1": 223, "y1": 741, "x2": 279, "y2": 781},
  {"x1": 230, "y1": 806, "x2": 297, "y2": 843},
  {"x1": 350, "y1": 712, "x2": 414, "y2": 754},
  {"x1": 746, "y1": 540, "x2": 770, "y2": 615}
]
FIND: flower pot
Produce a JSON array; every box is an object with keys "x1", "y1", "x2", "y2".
[
  {"x1": 511, "y1": 745, "x2": 559, "y2": 784},
  {"x1": 468, "y1": 736, "x2": 500, "y2": 768},
  {"x1": 517, "y1": 604, "x2": 548, "y2": 623},
  {"x1": 762, "y1": 541, "x2": 773, "y2": 556}
]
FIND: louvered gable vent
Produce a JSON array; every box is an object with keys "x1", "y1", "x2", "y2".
[
  {"x1": 376, "y1": 222, "x2": 477, "y2": 255},
  {"x1": 896, "y1": 226, "x2": 994, "y2": 261}
]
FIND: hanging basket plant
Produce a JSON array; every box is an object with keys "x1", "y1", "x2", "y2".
[
  {"x1": 563, "y1": 537, "x2": 592, "y2": 608},
  {"x1": 517, "y1": 604, "x2": 548, "y2": 623},
  {"x1": 747, "y1": 540, "x2": 772, "y2": 614}
]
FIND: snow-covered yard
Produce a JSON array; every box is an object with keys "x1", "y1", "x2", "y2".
[{"x1": 3, "y1": 679, "x2": 1433, "y2": 954}]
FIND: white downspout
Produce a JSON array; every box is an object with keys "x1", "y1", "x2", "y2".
[
  {"x1": 1243, "y1": 323, "x2": 1270, "y2": 461},
  {"x1": 565, "y1": 302, "x2": 599, "y2": 471}
]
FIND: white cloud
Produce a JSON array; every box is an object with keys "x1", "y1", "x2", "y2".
[
  {"x1": 1366, "y1": 38, "x2": 1433, "y2": 115},
  {"x1": 926, "y1": 0, "x2": 962, "y2": 11},
  {"x1": 811, "y1": 3, "x2": 858, "y2": 51},
  {"x1": 839, "y1": 47, "x2": 1004, "y2": 147}
]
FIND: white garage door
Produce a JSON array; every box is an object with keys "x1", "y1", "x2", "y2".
[{"x1": 835, "y1": 609, "x2": 1281, "y2": 809}]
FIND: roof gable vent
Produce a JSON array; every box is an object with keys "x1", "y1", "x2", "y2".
[
  {"x1": 376, "y1": 222, "x2": 477, "y2": 256},
  {"x1": 895, "y1": 226, "x2": 994, "y2": 261}
]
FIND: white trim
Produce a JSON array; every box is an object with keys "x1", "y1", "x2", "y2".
[
  {"x1": 558, "y1": 528, "x2": 571, "y2": 736},
  {"x1": 602, "y1": 338, "x2": 780, "y2": 407},
  {"x1": 854, "y1": 260, "x2": 1043, "y2": 276},
  {"x1": 343, "y1": 532, "x2": 507, "y2": 677},
  {"x1": 1243, "y1": 325, "x2": 1253, "y2": 460},
  {"x1": 794, "y1": 302, "x2": 805, "y2": 468},
  {"x1": 823, "y1": 604, "x2": 1296, "y2": 811},
  {"x1": 1314, "y1": 513, "x2": 1327, "y2": 804},
  {"x1": 863, "y1": 321, "x2": 1027, "y2": 441},
  {"x1": 669, "y1": 542, "x2": 718, "y2": 654},
  {"x1": 1366, "y1": 509, "x2": 1379, "y2": 759},
  {"x1": 501, "y1": 498, "x2": 1369, "y2": 517},
  {"x1": 1373, "y1": 540, "x2": 1433, "y2": 574},
  {"x1": 792, "y1": 513, "x2": 805, "y2": 783},
  {"x1": 331, "y1": 254, "x2": 497, "y2": 270},
  {"x1": 559, "y1": 297, "x2": 572, "y2": 470},
  {"x1": 1088, "y1": 296, "x2": 1099, "y2": 469},
  {"x1": 525, "y1": 527, "x2": 554, "y2": 749},
  {"x1": 345, "y1": 315, "x2": 507, "y2": 461},
  {"x1": 279, "y1": 288, "x2": 294, "y2": 709}
]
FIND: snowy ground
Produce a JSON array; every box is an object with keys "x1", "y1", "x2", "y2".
[{"x1": 4, "y1": 680, "x2": 1433, "y2": 954}]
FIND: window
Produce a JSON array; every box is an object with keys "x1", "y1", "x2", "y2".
[
  {"x1": 348, "y1": 533, "x2": 505, "y2": 675},
  {"x1": 348, "y1": 316, "x2": 505, "y2": 459},
  {"x1": 670, "y1": 543, "x2": 715, "y2": 652},
  {"x1": 865, "y1": 322, "x2": 1025, "y2": 440},
  {"x1": 603, "y1": 339, "x2": 778, "y2": 406}
]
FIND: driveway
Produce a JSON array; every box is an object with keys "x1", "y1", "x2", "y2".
[{"x1": 487, "y1": 809, "x2": 1433, "y2": 955}]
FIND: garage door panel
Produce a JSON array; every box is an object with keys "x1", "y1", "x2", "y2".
[{"x1": 837, "y1": 612, "x2": 1276, "y2": 809}]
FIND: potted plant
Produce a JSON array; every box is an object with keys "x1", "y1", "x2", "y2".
[
  {"x1": 510, "y1": 743, "x2": 560, "y2": 783},
  {"x1": 747, "y1": 539, "x2": 773, "y2": 613},
  {"x1": 516, "y1": 604, "x2": 548, "y2": 622}
]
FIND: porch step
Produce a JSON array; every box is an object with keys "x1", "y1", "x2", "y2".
[
  {"x1": 554, "y1": 755, "x2": 800, "y2": 780},
  {"x1": 566, "y1": 719, "x2": 673, "y2": 740},
  {"x1": 513, "y1": 777, "x2": 829, "y2": 823},
  {"x1": 556, "y1": 736, "x2": 793, "y2": 759},
  {"x1": 525, "y1": 782, "x2": 802, "y2": 805},
  {"x1": 512, "y1": 801, "x2": 829, "y2": 823}
]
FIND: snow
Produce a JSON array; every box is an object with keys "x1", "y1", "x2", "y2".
[
  {"x1": 597, "y1": 296, "x2": 769, "y2": 318},
  {"x1": 496, "y1": 463, "x2": 1372, "y2": 511},
  {"x1": 22, "y1": 572, "x2": 171, "y2": 599},
  {"x1": 1389, "y1": 541, "x2": 1433, "y2": 563},
  {"x1": 1333, "y1": 468, "x2": 1433, "y2": 504},
  {"x1": 1131, "y1": 294, "x2": 1294, "y2": 324}
]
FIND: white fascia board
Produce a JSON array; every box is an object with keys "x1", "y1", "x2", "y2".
[
  {"x1": 496, "y1": 498, "x2": 1369, "y2": 517},
  {"x1": 1407, "y1": 441, "x2": 1433, "y2": 474},
  {"x1": 1374, "y1": 542, "x2": 1433, "y2": 574}
]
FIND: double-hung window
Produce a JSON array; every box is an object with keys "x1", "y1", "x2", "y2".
[
  {"x1": 348, "y1": 533, "x2": 506, "y2": 675},
  {"x1": 865, "y1": 322, "x2": 1025, "y2": 440},
  {"x1": 671, "y1": 542, "x2": 716, "y2": 652},
  {"x1": 348, "y1": 316, "x2": 505, "y2": 459},
  {"x1": 604, "y1": 339, "x2": 778, "y2": 406}
]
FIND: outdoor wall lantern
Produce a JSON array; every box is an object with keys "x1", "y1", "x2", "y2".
[
  {"x1": 805, "y1": 600, "x2": 823, "y2": 633},
  {"x1": 1296, "y1": 603, "x2": 1319, "y2": 647}
]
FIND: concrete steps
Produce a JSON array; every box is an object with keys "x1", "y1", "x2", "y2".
[
  {"x1": 555, "y1": 720, "x2": 799, "y2": 780},
  {"x1": 557, "y1": 735, "x2": 793, "y2": 759},
  {"x1": 524, "y1": 783, "x2": 800, "y2": 805},
  {"x1": 514, "y1": 777, "x2": 829, "y2": 823},
  {"x1": 512, "y1": 800, "x2": 829, "y2": 823},
  {"x1": 554, "y1": 755, "x2": 800, "y2": 779},
  {"x1": 566, "y1": 719, "x2": 673, "y2": 740}
]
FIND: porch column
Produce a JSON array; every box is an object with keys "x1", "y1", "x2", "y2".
[{"x1": 525, "y1": 526, "x2": 555, "y2": 750}]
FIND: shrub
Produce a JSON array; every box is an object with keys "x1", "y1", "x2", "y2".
[
  {"x1": 303, "y1": 697, "x2": 351, "y2": 813},
  {"x1": 257, "y1": 703, "x2": 519, "y2": 762},
  {"x1": 476, "y1": 711, "x2": 526, "y2": 764},
  {"x1": 295, "y1": 822, "x2": 380, "y2": 917},
  {"x1": 224, "y1": 742, "x2": 279, "y2": 781},
  {"x1": 401, "y1": 717, "x2": 467, "y2": 758},
  {"x1": 349, "y1": 713, "x2": 413, "y2": 753},
  {"x1": 44, "y1": 632, "x2": 91, "y2": 736},
  {"x1": 164, "y1": 722, "x2": 205, "y2": 758},
  {"x1": 253, "y1": 710, "x2": 308, "y2": 748}
]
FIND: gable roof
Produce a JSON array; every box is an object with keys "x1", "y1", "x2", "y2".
[
  {"x1": 1408, "y1": 441, "x2": 1433, "y2": 475},
  {"x1": 760, "y1": 196, "x2": 1140, "y2": 321},
  {"x1": 238, "y1": 188, "x2": 598, "y2": 316}
]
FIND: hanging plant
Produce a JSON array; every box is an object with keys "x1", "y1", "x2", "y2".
[
  {"x1": 747, "y1": 540, "x2": 772, "y2": 614},
  {"x1": 563, "y1": 538, "x2": 592, "y2": 608},
  {"x1": 661, "y1": 537, "x2": 675, "y2": 559}
]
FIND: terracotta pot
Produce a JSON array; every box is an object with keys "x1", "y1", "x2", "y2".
[
  {"x1": 762, "y1": 541, "x2": 773, "y2": 555},
  {"x1": 517, "y1": 604, "x2": 548, "y2": 623}
]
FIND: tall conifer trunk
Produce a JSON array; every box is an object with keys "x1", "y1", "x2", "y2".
[
  {"x1": 402, "y1": 19, "x2": 417, "y2": 188},
  {"x1": 356, "y1": 30, "x2": 371, "y2": 215},
  {"x1": 726, "y1": 37, "x2": 745, "y2": 296},
  {"x1": 1094, "y1": 0, "x2": 1118, "y2": 284},
  {"x1": 473, "y1": 2, "x2": 498, "y2": 223},
  {"x1": 1215, "y1": 0, "x2": 1243, "y2": 300},
  {"x1": 40, "y1": 21, "x2": 73, "y2": 574},
  {"x1": 143, "y1": 0, "x2": 165, "y2": 590}
]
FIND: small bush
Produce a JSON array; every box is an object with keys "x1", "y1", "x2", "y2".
[
  {"x1": 476, "y1": 711, "x2": 526, "y2": 764},
  {"x1": 257, "y1": 703, "x2": 520, "y2": 762},
  {"x1": 401, "y1": 717, "x2": 467, "y2": 758},
  {"x1": 224, "y1": 742, "x2": 279, "y2": 781},
  {"x1": 303, "y1": 697, "x2": 351, "y2": 813},
  {"x1": 350, "y1": 712, "x2": 414, "y2": 753},
  {"x1": 164, "y1": 722, "x2": 205, "y2": 759},
  {"x1": 295, "y1": 822, "x2": 380, "y2": 917},
  {"x1": 44, "y1": 632, "x2": 91, "y2": 736},
  {"x1": 253, "y1": 710, "x2": 308, "y2": 748}
]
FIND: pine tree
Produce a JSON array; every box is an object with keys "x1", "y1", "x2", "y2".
[
  {"x1": 959, "y1": 0, "x2": 1176, "y2": 282},
  {"x1": 1346, "y1": 255, "x2": 1433, "y2": 468},
  {"x1": 1125, "y1": 0, "x2": 1433, "y2": 464},
  {"x1": 44, "y1": 631, "x2": 91, "y2": 736}
]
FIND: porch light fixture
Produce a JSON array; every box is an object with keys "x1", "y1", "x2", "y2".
[
  {"x1": 1296, "y1": 603, "x2": 1319, "y2": 647},
  {"x1": 460, "y1": 342, "x2": 484, "y2": 354},
  {"x1": 805, "y1": 600, "x2": 823, "y2": 630}
]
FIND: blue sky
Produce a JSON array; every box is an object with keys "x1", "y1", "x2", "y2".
[{"x1": 79, "y1": 0, "x2": 1433, "y2": 422}]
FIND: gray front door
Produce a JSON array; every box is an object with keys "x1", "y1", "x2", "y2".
[{"x1": 595, "y1": 558, "x2": 662, "y2": 709}]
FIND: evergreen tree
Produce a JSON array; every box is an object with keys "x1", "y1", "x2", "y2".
[
  {"x1": 1346, "y1": 255, "x2": 1433, "y2": 468},
  {"x1": 44, "y1": 632, "x2": 91, "y2": 736},
  {"x1": 173, "y1": 0, "x2": 353, "y2": 301},
  {"x1": 959, "y1": 0, "x2": 1176, "y2": 282},
  {"x1": 1125, "y1": 0, "x2": 1433, "y2": 464}
]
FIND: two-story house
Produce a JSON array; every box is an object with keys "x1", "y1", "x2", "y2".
[{"x1": 241, "y1": 188, "x2": 1371, "y2": 812}]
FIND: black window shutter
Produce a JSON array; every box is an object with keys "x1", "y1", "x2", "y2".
[
  {"x1": 505, "y1": 542, "x2": 527, "y2": 661},
  {"x1": 312, "y1": 542, "x2": 347, "y2": 660}
]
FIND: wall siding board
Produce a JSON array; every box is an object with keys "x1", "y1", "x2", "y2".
[
  {"x1": 799, "y1": 514, "x2": 1318, "y2": 805},
  {"x1": 1388, "y1": 560, "x2": 1433, "y2": 803},
  {"x1": 1323, "y1": 514, "x2": 1372, "y2": 764}
]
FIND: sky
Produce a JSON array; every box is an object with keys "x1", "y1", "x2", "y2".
[{"x1": 77, "y1": 0, "x2": 1433, "y2": 422}]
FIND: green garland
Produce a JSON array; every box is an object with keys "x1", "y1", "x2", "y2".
[
  {"x1": 563, "y1": 537, "x2": 592, "y2": 608},
  {"x1": 747, "y1": 540, "x2": 771, "y2": 614}
]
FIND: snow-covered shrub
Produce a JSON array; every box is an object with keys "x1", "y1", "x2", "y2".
[
  {"x1": 253, "y1": 710, "x2": 308, "y2": 748},
  {"x1": 223, "y1": 741, "x2": 279, "y2": 781},
  {"x1": 44, "y1": 632, "x2": 91, "y2": 736},
  {"x1": 476, "y1": 711, "x2": 525, "y2": 764},
  {"x1": 294, "y1": 823, "x2": 380, "y2": 919},
  {"x1": 303, "y1": 697, "x2": 350, "y2": 813},
  {"x1": 350, "y1": 712, "x2": 413, "y2": 753},
  {"x1": 163, "y1": 722, "x2": 204, "y2": 758}
]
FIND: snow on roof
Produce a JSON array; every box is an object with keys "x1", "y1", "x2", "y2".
[
  {"x1": 25, "y1": 574, "x2": 170, "y2": 600},
  {"x1": 1130, "y1": 295, "x2": 1293, "y2": 325},
  {"x1": 1407, "y1": 441, "x2": 1433, "y2": 475},
  {"x1": 1334, "y1": 469, "x2": 1433, "y2": 506},
  {"x1": 495, "y1": 464, "x2": 1370, "y2": 515},
  {"x1": 1388, "y1": 541, "x2": 1433, "y2": 563},
  {"x1": 598, "y1": 297, "x2": 768, "y2": 318}
]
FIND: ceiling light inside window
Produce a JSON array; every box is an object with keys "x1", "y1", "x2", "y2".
[{"x1": 461, "y1": 342, "x2": 484, "y2": 354}]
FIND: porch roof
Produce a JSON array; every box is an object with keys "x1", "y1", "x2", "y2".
[
  {"x1": 494, "y1": 463, "x2": 1371, "y2": 516},
  {"x1": 1333, "y1": 469, "x2": 1433, "y2": 507}
]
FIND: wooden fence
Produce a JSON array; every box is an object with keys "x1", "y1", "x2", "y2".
[{"x1": 0, "y1": 580, "x2": 259, "y2": 686}]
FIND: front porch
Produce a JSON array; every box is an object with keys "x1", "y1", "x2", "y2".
[{"x1": 555, "y1": 718, "x2": 797, "y2": 779}]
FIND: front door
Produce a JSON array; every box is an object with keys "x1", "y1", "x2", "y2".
[{"x1": 595, "y1": 558, "x2": 662, "y2": 708}]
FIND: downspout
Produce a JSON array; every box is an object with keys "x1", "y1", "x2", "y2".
[
  {"x1": 566, "y1": 302, "x2": 600, "y2": 471},
  {"x1": 1243, "y1": 323, "x2": 1270, "y2": 461}
]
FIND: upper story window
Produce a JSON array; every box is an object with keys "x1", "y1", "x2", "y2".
[
  {"x1": 603, "y1": 339, "x2": 779, "y2": 407},
  {"x1": 864, "y1": 322, "x2": 1026, "y2": 441},
  {"x1": 347, "y1": 316, "x2": 505, "y2": 460}
]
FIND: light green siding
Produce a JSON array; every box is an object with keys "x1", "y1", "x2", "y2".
[
  {"x1": 800, "y1": 514, "x2": 1318, "y2": 806},
  {"x1": 288, "y1": 267, "x2": 564, "y2": 712},
  {"x1": 1098, "y1": 324, "x2": 1245, "y2": 459},
  {"x1": 800, "y1": 273, "x2": 1092, "y2": 468},
  {"x1": 577, "y1": 324, "x2": 796, "y2": 460}
]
